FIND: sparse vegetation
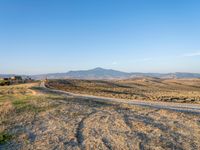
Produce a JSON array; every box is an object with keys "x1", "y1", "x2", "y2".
[
  {"x1": 0, "y1": 80, "x2": 10, "y2": 86},
  {"x1": 0, "y1": 132, "x2": 12, "y2": 144},
  {"x1": 0, "y1": 82, "x2": 200, "y2": 149},
  {"x1": 46, "y1": 78, "x2": 200, "y2": 104}
]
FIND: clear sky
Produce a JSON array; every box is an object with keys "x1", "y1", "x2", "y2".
[{"x1": 1, "y1": 0, "x2": 200, "y2": 74}]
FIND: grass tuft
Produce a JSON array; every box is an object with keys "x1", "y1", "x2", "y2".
[{"x1": 0, "y1": 132, "x2": 12, "y2": 144}]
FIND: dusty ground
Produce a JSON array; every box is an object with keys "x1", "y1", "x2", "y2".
[
  {"x1": 46, "y1": 78, "x2": 200, "y2": 104},
  {"x1": 0, "y1": 83, "x2": 200, "y2": 150}
]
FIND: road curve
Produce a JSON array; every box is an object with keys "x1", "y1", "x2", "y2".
[{"x1": 40, "y1": 81, "x2": 200, "y2": 114}]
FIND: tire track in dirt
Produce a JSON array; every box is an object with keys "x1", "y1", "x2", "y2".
[
  {"x1": 76, "y1": 110, "x2": 132, "y2": 150},
  {"x1": 75, "y1": 110, "x2": 97, "y2": 150},
  {"x1": 115, "y1": 107, "x2": 199, "y2": 150},
  {"x1": 2, "y1": 83, "x2": 200, "y2": 149}
]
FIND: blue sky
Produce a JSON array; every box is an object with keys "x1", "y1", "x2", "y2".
[{"x1": 0, "y1": 0, "x2": 200, "y2": 74}]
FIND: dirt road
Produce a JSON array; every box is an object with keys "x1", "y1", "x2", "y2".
[
  {"x1": 1, "y1": 83, "x2": 200, "y2": 150},
  {"x1": 41, "y1": 82, "x2": 200, "y2": 114}
]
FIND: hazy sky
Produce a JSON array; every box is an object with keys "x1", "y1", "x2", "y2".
[{"x1": 1, "y1": 0, "x2": 200, "y2": 74}]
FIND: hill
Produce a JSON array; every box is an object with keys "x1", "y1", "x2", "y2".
[
  {"x1": 31, "y1": 68, "x2": 200, "y2": 80},
  {"x1": 1, "y1": 68, "x2": 200, "y2": 80}
]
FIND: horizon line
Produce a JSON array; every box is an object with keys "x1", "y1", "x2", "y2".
[{"x1": 1, "y1": 67, "x2": 200, "y2": 75}]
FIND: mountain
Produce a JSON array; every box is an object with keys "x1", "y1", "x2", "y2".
[
  {"x1": 1, "y1": 68, "x2": 200, "y2": 80},
  {"x1": 31, "y1": 67, "x2": 131, "y2": 80},
  {"x1": 66, "y1": 67, "x2": 130, "y2": 79}
]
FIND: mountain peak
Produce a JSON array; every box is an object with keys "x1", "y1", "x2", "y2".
[{"x1": 92, "y1": 67, "x2": 106, "y2": 71}]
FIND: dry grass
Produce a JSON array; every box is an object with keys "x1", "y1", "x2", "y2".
[
  {"x1": 46, "y1": 78, "x2": 200, "y2": 104},
  {"x1": 0, "y1": 101, "x2": 14, "y2": 119},
  {"x1": 0, "y1": 83, "x2": 200, "y2": 149}
]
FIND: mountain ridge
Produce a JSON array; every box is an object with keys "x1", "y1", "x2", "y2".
[{"x1": 1, "y1": 68, "x2": 200, "y2": 80}]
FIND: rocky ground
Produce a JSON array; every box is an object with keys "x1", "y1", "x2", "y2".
[{"x1": 0, "y1": 83, "x2": 200, "y2": 150}]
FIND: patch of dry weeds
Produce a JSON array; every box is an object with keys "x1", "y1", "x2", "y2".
[{"x1": 1, "y1": 83, "x2": 200, "y2": 150}]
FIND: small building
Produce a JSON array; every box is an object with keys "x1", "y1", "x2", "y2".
[{"x1": 0, "y1": 76, "x2": 24, "y2": 86}]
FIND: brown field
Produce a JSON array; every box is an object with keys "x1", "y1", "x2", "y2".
[
  {"x1": 0, "y1": 82, "x2": 200, "y2": 149},
  {"x1": 46, "y1": 78, "x2": 200, "y2": 104}
]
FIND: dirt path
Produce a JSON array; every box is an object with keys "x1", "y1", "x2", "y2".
[
  {"x1": 1, "y1": 83, "x2": 200, "y2": 150},
  {"x1": 41, "y1": 82, "x2": 200, "y2": 114}
]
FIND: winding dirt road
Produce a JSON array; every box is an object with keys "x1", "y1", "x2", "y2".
[
  {"x1": 1, "y1": 82, "x2": 200, "y2": 149},
  {"x1": 41, "y1": 81, "x2": 200, "y2": 114}
]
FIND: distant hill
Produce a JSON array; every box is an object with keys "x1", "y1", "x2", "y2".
[
  {"x1": 166, "y1": 72, "x2": 200, "y2": 78},
  {"x1": 1, "y1": 68, "x2": 200, "y2": 80},
  {"x1": 0, "y1": 74, "x2": 29, "y2": 79},
  {"x1": 66, "y1": 67, "x2": 130, "y2": 79},
  {"x1": 0, "y1": 74, "x2": 16, "y2": 78},
  {"x1": 31, "y1": 67, "x2": 131, "y2": 80},
  {"x1": 129, "y1": 72, "x2": 200, "y2": 79}
]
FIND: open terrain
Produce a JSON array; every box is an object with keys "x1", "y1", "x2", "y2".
[
  {"x1": 46, "y1": 78, "x2": 200, "y2": 104},
  {"x1": 0, "y1": 82, "x2": 200, "y2": 149}
]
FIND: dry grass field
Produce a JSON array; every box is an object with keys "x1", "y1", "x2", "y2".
[
  {"x1": 0, "y1": 82, "x2": 200, "y2": 149},
  {"x1": 46, "y1": 78, "x2": 200, "y2": 104}
]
